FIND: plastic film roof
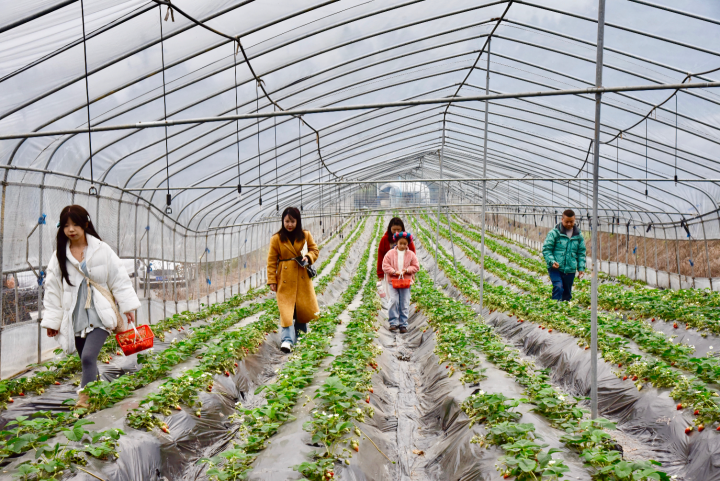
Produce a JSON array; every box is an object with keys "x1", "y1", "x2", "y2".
[{"x1": 2, "y1": 0, "x2": 720, "y2": 238}]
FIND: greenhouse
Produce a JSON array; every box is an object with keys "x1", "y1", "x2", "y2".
[{"x1": 1, "y1": 0, "x2": 720, "y2": 479}]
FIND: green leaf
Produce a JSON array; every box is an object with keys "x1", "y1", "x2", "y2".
[{"x1": 518, "y1": 458, "x2": 537, "y2": 473}]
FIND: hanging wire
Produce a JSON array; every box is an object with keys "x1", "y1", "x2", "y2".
[
  {"x1": 159, "y1": 5, "x2": 172, "y2": 214},
  {"x1": 79, "y1": 0, "x2": 96, "y2": 196},
  {"x1": 256, "y1": 81, "x2": 262, "y2": 206},
  {"x1": 645, "y1": 118, "x2": 648, "y2": 197},
  {"x1": 274, "y1": 105, "x2": 279, "y2": 212},
  {"x1": 233, "y1": 45, "x2": 241, "y2": 198},
  {"x1": 298, "y1": 117, "x2": 303, "y2": 211},
  {"x1": 674, "y1": 93, "x2": 678, "y2": 184}
]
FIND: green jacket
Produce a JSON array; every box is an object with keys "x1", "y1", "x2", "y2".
[{"x1": 542, "y1": 223, "x2": 587, "y2": 273}]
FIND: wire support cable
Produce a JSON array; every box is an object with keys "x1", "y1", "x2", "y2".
[
  {"x1": 79, "y1": 0, "x2": 96, "y2": 196},
  {"x1": 159, "y1": 4, "x2": 173, "y2": 214}
]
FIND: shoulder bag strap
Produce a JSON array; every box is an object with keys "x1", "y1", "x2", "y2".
[{"x1": 71, "y1": 263, "x2": 123, "y2": 323}]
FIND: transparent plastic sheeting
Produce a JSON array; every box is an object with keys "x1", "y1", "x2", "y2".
[
  {"x1": 2, "y1": 1, "x2": 720, "y2": 370},
  {"x1": 1, "y1": 0, "x2": 720, "y2": 240}
]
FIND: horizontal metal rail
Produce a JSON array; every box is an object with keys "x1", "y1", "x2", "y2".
[
  {"x1": 1, "y1": 80, "x2": 719, "y2": 140},
  {"x1": 119, "y1": 177, "x2": 720, "y2": 190}
]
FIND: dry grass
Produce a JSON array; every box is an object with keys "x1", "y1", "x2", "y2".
[{"x1": 465, "y1": 213, "x2": 720, "y2": 278}]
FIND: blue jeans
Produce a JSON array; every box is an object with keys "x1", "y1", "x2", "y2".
[
  {"x1": 548, "y1": 269, "x2": 575, "y2": 302},
  {"x1": 280, "y1": 321, "x2": 307, "y2": 345},
  {"x1": 387, "y1": 283, "x2": 410, "y2": 328}
]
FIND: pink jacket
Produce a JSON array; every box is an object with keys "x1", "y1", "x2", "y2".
[{"x1": 382, "y1": 248, "x2": 420, "y2": 283}]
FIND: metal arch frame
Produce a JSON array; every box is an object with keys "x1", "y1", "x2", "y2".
[
  {"x1": 431, "y1": 142, "x2": 681, "y2": 223},
  {"x1": 442, "y1": 128, "x2": 690, "y2": 219},
  {"x1": 4, "y1": 0, "x2": 720, "y2": 232},
  {"x1": 71, "y1": 60, "x2": 720, "y2": 225},
  {"x1": 194, "y1": 136, "x2": 443, "y2": 230}
]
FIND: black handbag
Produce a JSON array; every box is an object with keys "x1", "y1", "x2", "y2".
[{"x1": 278, "y1": 256, "x2": 316, "y2": 278}]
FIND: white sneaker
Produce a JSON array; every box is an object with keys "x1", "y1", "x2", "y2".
[{"x1": 280, "y1": 341, "x2": 293, "y2": 353}]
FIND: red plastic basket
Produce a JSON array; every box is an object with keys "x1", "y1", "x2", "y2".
[
  {"x1": 391, "y1": 277, "x2": 412, "y2": 289},
  {"x1": 115, "y1": 324, "x2": 154, "y2": 356}
]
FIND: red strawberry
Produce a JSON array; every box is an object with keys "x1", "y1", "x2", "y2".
[
  {"x1": 369, "y1": 388, "x2": 374, "y2": 393},
  {"x1": 273, "y1": 330, "x2": 277, "y2": 333},
  {"x1": 695, "y1": 410, "x2": 700, "y2": 416},
  {"x1": 623, "y1": 376, "x2": 628, "y2": 381},
  {"x1": 677, "y1": 404, "x2": 683, "y2": 410},
  {"x1": 585, "y1": 346, "x2": 589, "y2": 350},
  {"x1": 671, "y1": 362, "x2": 676, "y2": 366},
  {"x1": 685, "y1": 426, "x2": 693, "y2": 435},
  {"x1": 548, "y1": 329, "x2": 552, "y2": 333},
  {"x1": 699, "y1": 424, "x2": 705, "y2": 432},
  {"x1": 365, "y1": 397, "x2": 370, "y2": 404},
  {"x1": 673, "y1": 323, "x2": 678, "y2": 329},
  {"x1": 651, "y1": 318, "x2": 655, "y2": 322},
  {"x1": 54, "y1": 381, "x2": 61, "y2": 385},
  {"x1": 161, "y1": 424, "x2": 169, "y2": 434},
  {"x1": 446, "y1": 366, "x2": 449, "y2": 369},
  {"x1": 716, "y1": 425, "x2": 720, "y2": 431},
  {"x1": 234, "y1": 363, "x2": 238, "y2": 367},
  {"x1": 538, "y1": 325, "x2": 543, "y2": 329},
  {"x1": 18, "y1": 392, "x2": 24, "y2": 397},
  {"x1": 504, "y1": 475, "x2": 510, "y2": 479},
  {"x1": 618, "y1": 363, "x2": 622, "y2": 368},
  {"x1": 632, "y1": 375, "x2": 638, "y2": 381}
]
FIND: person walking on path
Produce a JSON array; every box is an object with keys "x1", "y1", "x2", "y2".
[
  {"x1": 382, "y1": 231, "x2": 420, "y2": 333},
  {"x1": 267, "y1": 207, "x2": 320, "y2": 353},
  {"x1": 542, "y1": 209, "x2": 586, "y2": 302},
  {"x1": 42, "y1": 205, "x2": 141, "y2": 409},
  {"x1": 376, "y1": 217, "x2": 416, "y2": 280}
]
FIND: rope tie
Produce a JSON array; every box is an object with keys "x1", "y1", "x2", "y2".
[{"x1": 164, "y1": 0, "x2": 175, "y2": 22}]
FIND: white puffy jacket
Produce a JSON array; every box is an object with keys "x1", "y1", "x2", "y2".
[{"x1": 41, "y1": 234, "x2": 141, "y2": 354}]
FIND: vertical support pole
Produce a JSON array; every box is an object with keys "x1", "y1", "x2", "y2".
[
  {"x1": 183, "y1": 228, "x2": 189, "y2": 310},
  {"x1": 133, "y1": 204, "x2": 139, "y2": 295},
  {"x1": 434, "y1": 147, "x2": 443, "y2": 286},
  {"x1": 701, "y1": 218, "x2": 712, "y2": 289},
  {"x1": 445, "y1": 209, "x2": 457, "y2": 270},
  {"x1": 172, "y1": 226, "x2": 177, "y2": 313},
  {"x1": 223, "y1": 229, "x2": 227, "y2": 302},
  {"x1": 589, "y1": 0, "x2": 606, "y2": 421},
  {"x1": 0, "y1": 182, "x2": 6, "y2": 377},
  {"x1": 675, "y1": 226, "x2": 681, "y2": 281},
  {"x1": 13, "y1": 274, "x2": 19, "y2": 327},
  {"x1": 37, "y1": 187, "x2": 44, "y2": 363},
  {"x1": 146, "y1": 206, "x2": 151, "y2": 324},
  {"x1": 479, "y1": 38, "x2": 491, "y2": 312},
  {"x1": 688, "y1": 233, "x2": 695, "y2": 287},
  {"x1": 161, "y1": 217, "x2": 166, "y2": 320},
  {"x1": 641, "y1": 221, "x2": 648, "y2": 283}
]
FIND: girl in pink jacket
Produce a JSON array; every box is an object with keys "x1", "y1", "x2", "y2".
[{"x1": 382, "y1": 232, "x2": 420, "y2": 333}]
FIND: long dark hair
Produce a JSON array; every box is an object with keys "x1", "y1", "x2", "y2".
[
  {"x1": 385, "y1": 217, "x2": 406, "y2": 240},
  {"x1": 276, "y1": 207, "x2": 304, "y2": 244},
  {"x1": 57, "y1": 205, "x2": 102, "y2": 286}
]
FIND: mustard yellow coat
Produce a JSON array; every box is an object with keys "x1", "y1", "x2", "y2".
[{"x1": 267, "y1": 230, "x2": 320, "y2": 328}]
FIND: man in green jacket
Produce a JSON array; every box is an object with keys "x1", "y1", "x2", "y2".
[{"x1": 542, "y1": 209, "x2": 586, "y2": 301}]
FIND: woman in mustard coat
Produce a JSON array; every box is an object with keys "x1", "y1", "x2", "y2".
[{"x1": 267, "y1": 207, "x2": 320, "y2": 352}]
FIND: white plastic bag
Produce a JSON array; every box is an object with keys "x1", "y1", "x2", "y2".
[{"x1": 377, "y1": 279, "x2": 386, "y2": 298}]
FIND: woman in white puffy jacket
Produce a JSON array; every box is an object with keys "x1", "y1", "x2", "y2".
[{"x1": 42, "y1": 205, "x2": 141, "y2": 408}]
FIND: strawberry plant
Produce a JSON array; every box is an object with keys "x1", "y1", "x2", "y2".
[
  {"x1": 198, "y1": 215, "x2": 382, "y2": 480},
  {"x1": 412, "y1": 232, "x2": 669, "y2": 481}
]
